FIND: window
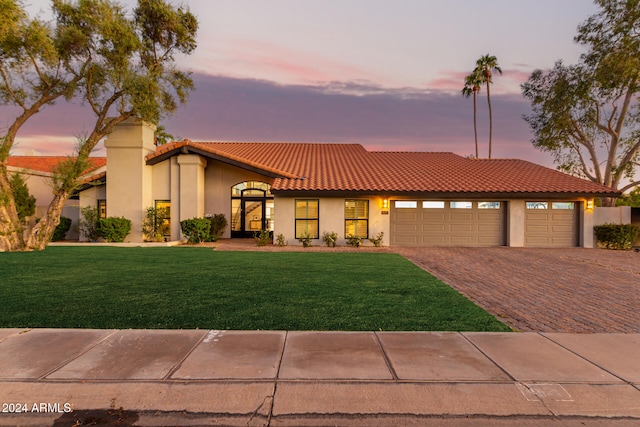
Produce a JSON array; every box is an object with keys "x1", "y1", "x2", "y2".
[
  {"x1": 155, "y1": 200, "x2": 171, "y2": 236},
  {"x1": 231, "y1": 181, "x2": 271, "y2": 197},
  {"x1": 552, "y1": 202, "x2": 575, "y2": 210},
  {"x1": 478, "y1": 201, "x2": 501, "y2": 209},
  {"x1": 423, "y1": 201, "x2": 445, "y2": 208},
  {"x1": 97, "y1": 200, "x2": 107, "y2": 219},
  {"x1": 451, "y1": 201, "x2": 472, "y2": 209},
  {"x1": 295, "y1": 199, "x2": 319, "y2": 238},
  {"x1": 395, "y1": 201, "x2": 417, "y2": 208},
  {"x1": 527, "y1": 202, "x2": 548, "y2": 209},
  {"x1": 345, "y1": 200, "x2": 369, "y2": 238}
]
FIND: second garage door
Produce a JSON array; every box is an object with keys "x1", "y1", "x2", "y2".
[
  {"x1": 391, "y1": 200, "x2": 505, "y2": 247},
  {"x1": 525, "y1": 201, "x2": 578, "y2": 247}
]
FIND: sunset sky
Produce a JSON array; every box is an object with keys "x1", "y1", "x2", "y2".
[{"x1": 5, "y1": 0, "x2": 600, "y2": 167}]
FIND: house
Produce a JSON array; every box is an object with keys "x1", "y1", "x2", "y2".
[
  {"x1": 7, "y1": 155, "x2": 107, "y2": 240},
  {"x1": 9, "y1": 117, "x2": 619, "y2": 247}
]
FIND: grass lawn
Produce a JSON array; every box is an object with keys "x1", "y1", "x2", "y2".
[{"x1": 0, "y1": 247, "x2": 511, "y2": 331}]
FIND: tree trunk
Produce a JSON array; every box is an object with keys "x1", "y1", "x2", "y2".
[
  {"x1": 473, "y1": 92, "x2": 478, "y2": 158},
  {"x1": 600, "y1": 197, "x2": 617, "y2": 207},
  {"x1": 24, "y1": 191, "x2": 69, "y2": 251},
  {"x1": 486, "y1": 81, "x2": 493, "y2": 159},
  {"x1": 0, "y1": 164, "x2": 26, "y2": 252}
]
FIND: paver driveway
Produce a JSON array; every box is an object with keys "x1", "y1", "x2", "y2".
[{"x1": 397, "y1": 247, "x2": 640, "y2": 333}]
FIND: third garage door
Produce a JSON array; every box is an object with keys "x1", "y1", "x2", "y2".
[{"x1": 391, "y1": 200, "x2": 505, "y2": 247}]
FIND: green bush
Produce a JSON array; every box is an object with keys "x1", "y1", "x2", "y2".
[
  {"x1": 51, "y1": 216, "x2": 72, "y2": 241},
  {"x1": 142, "y1": 206, "x2": 170, "y2": 242},
  {"x1": 346, "y1": 234, "x2": 362, "y2": 248},
  {"x1": 275, "y1": 233, "x2": 287, "y2": 247},
  {"x1": 97, "y1": 217, "x2": 132, "y2": 243},
  {"x1": 369, "y1": 231, "x2": 384, "y2": 247},
  {"x1": 180, "y1": 218, "x2": 211, "y2": 243},
  {"x1": 298, "y1": 231, "x2": 312, "y2": 248},
  {"x1": 254, "y1": 229, "x2": 272, "y2": 246},
  {"x1": 206, "y1": 213, "x2": 228, "y2": 241},
  {"x1": 79, "y1": 206, "x2": 100, "y2": 241},
  {"x1": 594, "y1": 223, "x2": 639, "y2": 250},
  {"x1": 322, "y1": 231, "x2": 338, "y2": 247}
]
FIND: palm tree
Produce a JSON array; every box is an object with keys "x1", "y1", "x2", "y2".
[
  {"x1": 476, "y1": 54, "x2": 502, "y2": 159},
  {"x1": 462, "y1": 71, "x2": 483, "y2": 159}
]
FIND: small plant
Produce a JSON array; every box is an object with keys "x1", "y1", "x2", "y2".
[
  {"x1": 322, "y1": 231, "x2": 338, "y2": 247},
  {"x1": 346, "y1": 234, "x2": 362, "y2": 248},
  {"x1": 369, "y1": 231, "x2": 384, "y2": 247},
  {"x1": 79, "y1": 206, "x2": 100, "y2": 241},
  {"x1": 207, "y1": 213, "x2": 228, "y2": 241},
  {"x1": 180, "y1": 218, "x2": 211, "y2": 243},
  {"x1": 298, "y1": 232, "x2": 313, "y2": 248},
  {"x1": 97, "y1": 216, "x2": 132, "y2": 242},
  {"x1": 594, "y1": 223, "x2": 639, "y2": 250},
  {"x1": 51, "y1": 216, "x2": 72, "y2": 241},
  {"x1": 275, "y1": 233, "x2": 287, "y2": 247},
  {"x1": 254, "y1": 229, "x2": 272, "y2": 246},
  {"x1": 142, "y1": 206, "x2": 170, "y2": 242}
]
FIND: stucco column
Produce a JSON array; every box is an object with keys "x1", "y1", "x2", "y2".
[
  {"x1": 177, "y1": 154, "x2": 207, "y2": 225},
  {"x1": 104, "y1": 117, "x2": 156, "y2": 242},
  {"x1": 581, "y1": 201, "x2": 595, "y2": 248},
  {"x1": 508, "y1": 200, "x2": 525, "y2": 247}
]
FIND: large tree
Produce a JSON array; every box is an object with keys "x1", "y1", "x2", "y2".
[
  {"x1": 521, "y1": 0, "x2": 639, "y2": 206},
  {"x1": 462, "y1": 69, "x2": 483, "y2": 159},
  {"x1": 475, "y1": 54, "x2": 501, "y2": 159},
  {"x1": 0, "y1": 0, "x2": 198, "y2": 251}
]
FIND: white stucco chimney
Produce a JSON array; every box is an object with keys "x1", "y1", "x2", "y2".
[{"x1": 104, "y1": 117, "x2": 157, "y2": 242}]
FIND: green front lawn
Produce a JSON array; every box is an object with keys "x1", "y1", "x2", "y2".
[{"x1": 0, "y1": 247, "x2": 511, "y2": 331}]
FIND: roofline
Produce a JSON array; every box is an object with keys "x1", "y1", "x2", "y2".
[
  {"x1": 270, "y1": 189, "x2": 621, "y2": 198},
  {"x1": 146, "y1": 143, "x2": 298, "y2": 179}
]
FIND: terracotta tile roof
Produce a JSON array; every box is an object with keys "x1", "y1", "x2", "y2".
[
  {"x1": 7, "y1": 156, "x2": 106, "y2": 174},
  {"x1": 148, "y1": 142, "x2": 618, "y2": 196}
]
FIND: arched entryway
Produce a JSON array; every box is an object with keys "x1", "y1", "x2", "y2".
[{"x1": 231, "y1": 181, "x2": 274, "y2": 238}]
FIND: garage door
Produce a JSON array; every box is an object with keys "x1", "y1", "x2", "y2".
[
  {"x1": 525, "y1": 201, "x2": 578, "y2": 247},
  {"x1": 390, "y1": 200, "x2": 505, "y2": 246}
]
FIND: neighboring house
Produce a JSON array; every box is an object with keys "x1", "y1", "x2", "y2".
[
  {"x1": 9, "y1": 117, "x2": 619, "y2": 247},
  {"x1": 7, "y1": 156, "x2": 107, "y2": 240}
]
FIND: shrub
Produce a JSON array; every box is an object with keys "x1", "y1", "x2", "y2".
[
  {"x1": 322, "y1": 231, "x2": 338, "y2": 247},
  {"x1": 275, "y1": 233, "x2": 287, "y2": 247},
  {"x1": 594, "y1": 223, "x2": 639, "y2": 250},
  {"x1": 79, "y1": 206, "x2": 100, "y2": 241},
  {"x1": 254, "y1": 229, "x2": 272, "y2": 246},
  {"x1": 97, "y1": 217, "x2": 132, "y2": 242},
  {"x1": 180, "y1": 218, "x2": 211, "y2": 243},
  {"x1": 51, "y1": 216, "x2": 72, "y2": 241},
  {"x1": 369, "y1": 231, "x2": 384, "y2": 247},
  {"x1": 298, "y1": 232, "x2": 312, "y2": 248},
  {"x1": 10, "y1": 173, "x2": 35, "y2": 221},
  {"x1": 142, "y1": 206, "x2": 170, "y2": 242},
  {"x1": 346, "y1": 234, "x2": 362, "y2": 248},
  {"x1": 206, "y1": 213, "x2": 228, "y2": 241}
]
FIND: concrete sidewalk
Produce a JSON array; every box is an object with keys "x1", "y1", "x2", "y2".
[{"x1": 0, "y1": 329, "x2": 639, "y2": 426}]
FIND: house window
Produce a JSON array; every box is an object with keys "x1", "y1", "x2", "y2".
[
  {"x1": 295, "y1": 199, "x2": 319, "y2": 239},
  {"x1": 527, "y1": 202, "x2": 548, "y2": 209},
  {"x1": 478, "y1": 201, "x2": 501, "y2": 209},
  {"x1": 552, "y1": 202, "x2": 575, "y2": 210},
  {"x1": 97, "y1": 200, "x2": 107, "y2": 218},
  {"x1": 423, "y1": 201, "x2": 445, "y2": 208},
  {"x1": 345, "y1": 200, "x2": 369, "y2": 238},
  {"x1": 395, "y1": 201, "x2": 417, "y2": 208},
  {"x1": 155, "y1": 200, "x2": 171, "y2": 236},
  {"x1": 451, "y1": 201, "x2": 472, "y2": 209}
]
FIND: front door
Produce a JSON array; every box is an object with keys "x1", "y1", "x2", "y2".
[{"x1": 231, "y1": 184, "x2": 274, "y2": 238}]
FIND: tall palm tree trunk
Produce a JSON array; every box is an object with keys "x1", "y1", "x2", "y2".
[
  {"x1": 486, "y1": 81, "x2": 493, "y2": 159},
  {"x1": 473, "y1": 92, "x2": 479, "y2": 158}
]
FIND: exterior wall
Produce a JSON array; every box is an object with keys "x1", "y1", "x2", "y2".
[
  {"x1": 273, "y1": 196, "x2": 389, "y2": 247},
  {"x1": 507, "y1": 200, "x2": 525, "y2": 247},
  {"x1": 104, "y1": 117, "x2": 156, "y2": 242}
]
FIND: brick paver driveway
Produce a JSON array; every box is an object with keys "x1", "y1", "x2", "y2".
[{"x1": 397, "y1": 247, "x2": 640, "y2": 333}]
